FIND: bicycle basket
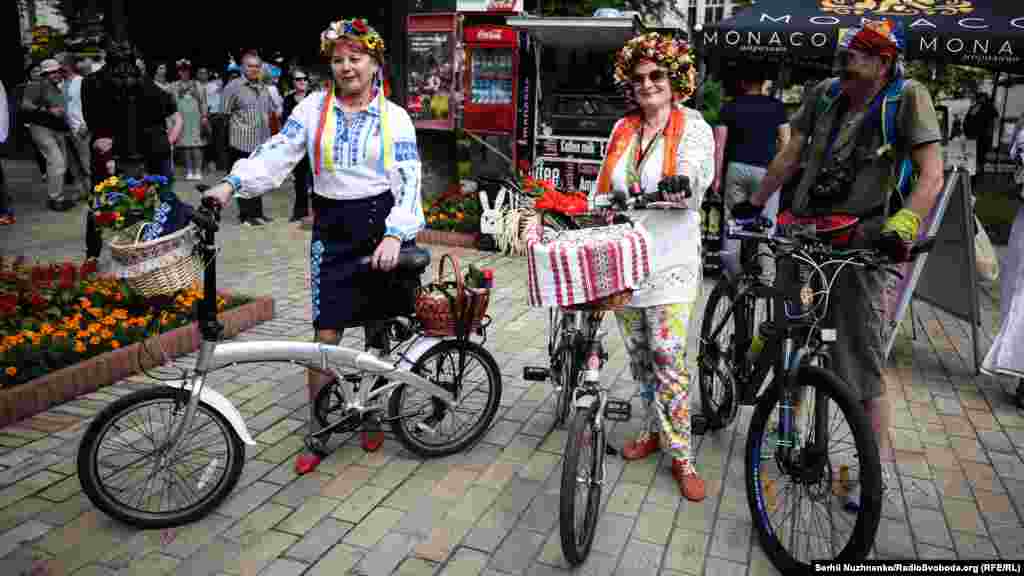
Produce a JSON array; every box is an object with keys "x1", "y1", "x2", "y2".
[
  {"x1": 415, "y1": 253, "x2": 490, "y2": 337},
  {"x1": 109, "y1": 222, "x2": 203, "y2": 297}
]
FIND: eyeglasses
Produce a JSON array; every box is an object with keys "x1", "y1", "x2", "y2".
[
  {"x1": 294, "y1": 77, "x2": 308, "y2": 81},
  {"x1": 630, "y1": 69, "x2": 668, "y2": 86}
]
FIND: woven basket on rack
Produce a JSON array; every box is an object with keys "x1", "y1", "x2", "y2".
[
  {"x1": 415, "y1": 253, "x2": 490, "y2": 337},
  {"x1": 108, "y1": 222, "x2": 202, "y2": 297}
]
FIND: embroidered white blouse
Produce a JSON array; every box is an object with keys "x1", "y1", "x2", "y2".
[
  {"x1": 598, "y1": 106, "x2": 715, "y2": 308},
  {"x1": 225, "y1": 89, "x2": 425, "y2": 242}
]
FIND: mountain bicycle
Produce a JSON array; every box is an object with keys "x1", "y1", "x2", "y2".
[
  {"x1": 707, "y1": 213, "x2": 932, "y2": 572},
  {"x1": 77, "y1": 196, "x2": 502, "y2": 528},
  {"x1": 523, "y1": 179, "x2": 707, "y2": 565}
]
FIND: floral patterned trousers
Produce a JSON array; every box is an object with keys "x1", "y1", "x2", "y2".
[{"x1": 614, "y1": 302, "x2": 697, "y2": 474}]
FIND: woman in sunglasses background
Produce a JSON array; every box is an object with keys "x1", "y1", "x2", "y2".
[
  {"x1": 282, "y1": 68, "x2": 312, "y2": 222},
  {"x1": 592, "y1": 32, "x2": 715, "y2": 502}
]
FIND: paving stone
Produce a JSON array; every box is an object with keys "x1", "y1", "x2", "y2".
[
  {"x1": 519, "y1": 452, "x2": 560, "y2": 483},
  {"x1": 485, "y1": 420, "x2": 523, "y2": 446},
  {"x1": 989, "y1": 525, "x2": 1024, "y2": 559},
  {"x1": 229, "y1": 530, "x2": 300, "y2": 576},
  {"x1": 943, "y1": 498, "x2": 987, "y2": 535},
  {"x1": 383, "y1": 475, "x2": 438, "y2": 511},
  {"x1": 702, "y1": 556, "x2": 748, "y2": 576},
  {"x1": 305, "y1": 543, "x2": 363, "y2": 576},
  {"x1": 908, "y1": 507, "x2": 953, "y2": 548},
  {"x1": 270, "y1": 473, "x2": 331, "y2": 508},
  {"x1": 747, "y1": 543, "x2": 781, "y2": 576},
  {"x1": 489, "y1": 529, "x2": 545, "y2": 575},
  {"x1": 464, "y1": 506, "x2": 520, "y2": 552},
  {"x1": 369, "y1": 458, "x2": 420, "y2": 490},
  {"x1": 494, "y1": 477, "x2": 542, "y2": 516},
  {"x1": 413, "y1": 517, "x2": 475, "y2": 562},
  {"x1": 395, "y1": 497, "x2": 449, "y2": 538},
  {"x1": 900, "y1": 475, "x2": 941, "y2": 510},
  {"x1": 0, "y1": 519, "x2": 54, "y2": 560},
  {"x1": 438, "y1": 547, "x2": 490, "y2": 576},
  {"x1": 449, "y1": 486, "x2": 501, "y2": 523},
  {"x1": 258, "y1": 558, "x2": 309, "y2": 576},
  {"x1": 978, "y1": 430, "x2": 1015, "y2": 454},
  {"x1": 934, "y1": 467, "x2": 975, "y2": 500},
  {"x1": 952, "y1": 530, "x2": 999, "y2": 559},
  {"x1": 343, "y1": 506, "x2": 405, "y2": 548},
  {"x1": 276, "y1": 495, "x2": 340, "y2": 536},
  {"x1": 33, "y1": 493, "x2": 91, "y2": 526},
  {"x1": 283, "y1": 516, "x2": 353, "y2": 562},
  {"x1": 604, "y1": 482, "x2": 647, "y2": 517},
  {"x1": 915, "y1": 543, "x2": 958, "y2": 560},
  {"x1": 613, "y1": 539, "x2": 662, "y2": 576},
  {"x1": 356, "y1": 531, "x2": 419, "y2": 575},
  {"x1": 331, "y1": 484, "x2": 392, "y2": 524},
  {"x1": 990, "y1": 451, "x2": 1024, "y2": 482},
  {"x1": 172, "y1": 537, "x2": 243, "y2": 576},
  {"x1": 397, "y1": 557, "x2": 440, "y2": 576},
  {"x1": 118, "y1": 551, "x2": 181, "y2": 575},
  {"x1": 223, "y1": 502, "x2": 294, "y2": 543},
  {"x1": 590, "y1": 513, "x2": 634, "y2": 557},
  {"x1": 708, "y1": 517, "x2": 751, "y2": 564},
  {"x1": 518, "y1": 492, "x2": 559, "y2": 533},
  {"x1": 161, "y1": 514, "x2": 237, "y2": 558},
  {"x1": 975, "y1": 489, "x2": 1020, "y2": 528},
  {"x1": 476, "y1": 461, "x2": 523, "y2": 492},
  {"x1": 218, "y1": 481, "x2": 282, "y2": 518}
]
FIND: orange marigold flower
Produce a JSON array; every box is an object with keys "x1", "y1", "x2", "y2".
[
  {"x1": 88, "y1": 323, "x2": 102, "y2": 333},
  {"x1": 88, "y1": 307, "x2": 104, "y2": 318},
  {"x1": 84, "y1": 286, "x2": 96, "y2": 295},
  {"x1": 77, "y1": 330, "x2": 91, "y2": 339},
  {"x1": 100, "y1": 329, "x2": 114, "y2": 340},
  {"x1": 39, "y1": 323, "x2": 55, "y2": 335},
  {"x1": 74, "y1": 341, "x2": 86, "y2": 353},
  {"x1": 53, "y1": 330, "x2": 68, "y2": 338},
  {"x1": 30, "y1": 336, "x2": 41, "y2": 346},
  {"x1": 5, "y1": 367, "x2": 15, "y2": 376},
  {"x1": 113, "y1": 309, "x2": 130, "y2": 320},
  {"x1": 110, "y1": 340, "x2": 120, "y2": 349},
  {"x1": 90, "y1": 336, "x2": 101, "y2": 345},
  {"x1": 79, "y1": 297, "x2": 93, "y2": 308},
  {"x1": 102, "y1": 316, "x2": 117, "y2": 326}
]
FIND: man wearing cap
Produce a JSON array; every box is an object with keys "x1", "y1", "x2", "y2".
[
  {"x1": 20, "y1": 58, "x2": 75, "y2": 211},
  {"x1": 733, "y1": 21, "x2": 945, "y2": 511}
]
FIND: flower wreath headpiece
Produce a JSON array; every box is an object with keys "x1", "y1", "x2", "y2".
[
  {"x1": 320, "y1": 18, "x2": 386, "y2": 61},
  {"x1": 839, "y1": 19, "x2": 905, "y2": 58},
  {"x1": 613, "y1": 32, "x2": 697, "y2": 102}
]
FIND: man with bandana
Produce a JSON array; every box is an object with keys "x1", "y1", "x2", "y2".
[{"x1": 733, "y1": 20, "x2": 945, "y2": 511}]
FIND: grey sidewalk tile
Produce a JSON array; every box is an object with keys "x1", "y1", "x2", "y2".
[
  {"x1": 952, "y1": 530, "x2": 1000, "y2": 559},
  {"x1": 284, "y1": 516, "x2": 354, "y2": 562},
  {"x1": 464, "y1": 507, "x2": 521, "y2": 553},
  {"x1": 613, "y1": 539, "x2": 663, "y2": 576},
  {"x1": 916, "y1": 543, "x2": 958, "y2": 560},
  {"x1": 355, "y1": 531, "x2": 419, "y2": 576},
  {"x1": 875, "y1": 519, "x2": 916, "y2": 559},
  {"x1": 494, "y1": 477, "x2": 543, "y2": 516},
  {"x1": 258, "y1": 558, "x2": 309, "y2": 576},
  {"x1": 908, "y1": 507, "x2": 954, "y2": 549},
  {"x1": 590, "y1": 513, "x2": 635, "y2": 557},
  {"x1": 0, "y1": 519, "x2": 53, "y2": 560},
  {"x1": 702, "y1": 557, "x2": 748, "y2": 576},
  {"x1": 438, "y1": 547, "x2": 490, "y2": 576},
  {"x1": 517, "y1": 493, "x2": 559, "y2": 533},
  {"x1": 489, "y1": 529, "x2": 546, "y2": 575},
  {"x1": 217, "y1": 481, "x2": 282, "y2": 518},
  {"x1": 707, "y1": 518, "x2": 751, "y2": 564},
  {"x1": 270, "y1": 473, "x2": 331, "y2": 508},
  {"x1": 172, "y1": 537, "x2": 243, "y2": 576}
]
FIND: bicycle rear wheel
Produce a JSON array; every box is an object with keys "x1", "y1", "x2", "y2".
[
  {"x1": 388, "y1": 340, "x2": 502, "y2": 457},
  {"x1": 551, "y1": 313, "x2": 575, "y2": 428},
  {"x1": 77, "y1": 387, "x2": 245, "y2": 528},
  {"x1": 746, "y1": 366, "x2": 881, "y2": 571},
  {"x1": 560, "y1": 403, "x2": 605, "y2": 566}
]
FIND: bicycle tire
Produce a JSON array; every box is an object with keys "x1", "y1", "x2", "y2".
[
  {"x1": 745, "y1": 366, "x2": 882, "y2": 572},
  {"x1": 698, "y1": 277, "x2": 741, "y2": 430},
  {"x1": 552, "y1": 337, "x2": 575, "y2": 428},
  {"x1": 388, "y1": 340, "x2": 502, "y2": 458},
  {"x1": 560, "y1": 404, "x2": 604, "y2": 566},
  {"x1": 77, "y1": 387, "x2": 245, "y2": 528}
]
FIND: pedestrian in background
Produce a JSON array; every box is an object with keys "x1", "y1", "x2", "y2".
[
  {"x1": 172, "y1": 59, "x2": 208, "y2": 180},
  {"x1": 221, "y1": 49, "x2": 275, "y2": 226},
  {"x1": 20, "y1": 58, "x2": 74, "y2": 211},
  {"x1": 0, "y1": 79, "x2": 13, "y2": 225},
  {"x1": 63, "y1": 53, "x2": 92, "y2": 201},
  {"x1": 283, "y1": 68, "x2": 312, "y2": 222}
]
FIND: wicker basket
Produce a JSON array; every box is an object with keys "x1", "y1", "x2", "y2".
[
  {"x1": 415, "y1": 253, "x2": 490, "y2": 337},
  {"x1": 108, "y1": 222, "x2": 203, "y2": 297}
]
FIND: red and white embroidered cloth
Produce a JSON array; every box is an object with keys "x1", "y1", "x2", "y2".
[{"x1": 525, "y1": 221, "x2": 654, "y2": 308}]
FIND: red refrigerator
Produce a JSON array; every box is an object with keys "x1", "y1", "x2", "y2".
[{"x1": 462, "y1": 25, "x2": 519, "y2": 135}]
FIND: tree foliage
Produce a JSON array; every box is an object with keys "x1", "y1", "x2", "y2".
[{"x1": 902, "y1": 61, "x2": 992, "y2": 101}]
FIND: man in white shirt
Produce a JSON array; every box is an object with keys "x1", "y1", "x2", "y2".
[{"x1": 63, "y1": 53, "x2": 92, "y2": 199}]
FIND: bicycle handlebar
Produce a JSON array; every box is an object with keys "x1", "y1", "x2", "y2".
[{"x1": 191, "y1": 184, "x2": 221, "y2": 234}]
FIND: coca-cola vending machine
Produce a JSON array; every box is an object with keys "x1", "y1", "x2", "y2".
[{"x1": 463, "y1": 25, "x2": 519, "y2": 135}]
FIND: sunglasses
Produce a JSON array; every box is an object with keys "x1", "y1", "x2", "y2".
[{"x1": 630, "y1": 69, "x2": 668, "y2": 86}]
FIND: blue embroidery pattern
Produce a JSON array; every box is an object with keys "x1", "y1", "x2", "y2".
[
  {"x1": 334, "y1": 109, "x2": 345, "y2": 167},
  {"x1": 394, "y1": 141, "x2": 419, "y2": 162},
  {"x1": 349, "y1": 113, "x2": 368, "y2": 167},
  {"x1": 142, "y1": 202, "x2": 173, "y2": 241},
  {"x1": 282, "y1": 118, "x2": 304, "y2": 139},
  {"x1": 310, "y1": 240, "x2": 325, "y2": 322}
]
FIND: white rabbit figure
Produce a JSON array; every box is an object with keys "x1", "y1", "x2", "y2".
[{"x1": 479, "y1": 186, "x2": 506, "y2": 236}]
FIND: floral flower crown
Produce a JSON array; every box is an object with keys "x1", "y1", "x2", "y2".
[
  {"x1": 613, "y1": 32, "x2": 697, "y2": 101},
  {"x1": 320, "y1": 18, "x2": 386, "y2": 61}
]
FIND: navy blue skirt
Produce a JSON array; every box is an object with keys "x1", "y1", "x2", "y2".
[{"x1": 310, "y1": 192, "x2": 416, "y2": 331}]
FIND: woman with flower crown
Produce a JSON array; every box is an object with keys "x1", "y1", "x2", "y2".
[
  {"x1": 204, "y1": 18, "x2": 425, "y2": 475},
  {"x1": 592, "y1": 32, "x2": 714, "y2": 501}
]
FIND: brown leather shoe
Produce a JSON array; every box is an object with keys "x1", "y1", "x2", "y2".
[
  {"x1": 672, "y1": 459, "x2": 706, "y2": 502},
  {"x1": 622, "y1": 432, "x2": 659, "y2": 460}
]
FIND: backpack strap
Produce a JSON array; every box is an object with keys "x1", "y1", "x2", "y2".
[{"x1": 882, "y1": 77, "x2": 914, "y2": 214}]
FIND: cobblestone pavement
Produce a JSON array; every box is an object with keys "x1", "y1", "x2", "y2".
[{"x1": 1, "y1": 159, "x2": 1023, "y2": 575}]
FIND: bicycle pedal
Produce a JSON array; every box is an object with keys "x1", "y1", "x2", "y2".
[
  {"x1": 523, "y1": 366, "x2": 550, "y2": 382},
  {"x1": 603, "y1": 400, "x2": 631, "y2": 422},
  {"x1": 691, "y1": 414, "x2": 707, "y2": 436}
]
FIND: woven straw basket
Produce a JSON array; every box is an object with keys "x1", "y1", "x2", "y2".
[{"x1": 108, "y1": 222, "x2": 202, "y2": 297}]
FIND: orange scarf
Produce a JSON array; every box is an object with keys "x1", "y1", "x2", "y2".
[{"x1": 596, "y1": 107, "x2": 686, "y2": 195}]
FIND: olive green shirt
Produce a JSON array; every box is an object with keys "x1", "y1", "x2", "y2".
[{"x1": 788, "y1": 77, "x2": 942, "y2": 238}]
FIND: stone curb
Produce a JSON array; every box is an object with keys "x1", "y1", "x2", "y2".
[{"x1": 0, "y1": 296, "x2": 275, "y2": 428}]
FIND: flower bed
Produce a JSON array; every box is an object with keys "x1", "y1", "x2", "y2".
[
  {"x1": 1, "y1": 256, "x2": 250, "y2": 389},
  {"x1": 423, "y1": 184, "x2": 482, "y2": 234}
]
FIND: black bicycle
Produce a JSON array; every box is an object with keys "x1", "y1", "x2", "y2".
[{"x1": 700, "y1": 213, "x2": 932, "y2": 571}]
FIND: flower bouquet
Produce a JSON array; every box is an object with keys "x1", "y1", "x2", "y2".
[{"x1": 94, "y1": 175, "x2": 202, "y2": 298}]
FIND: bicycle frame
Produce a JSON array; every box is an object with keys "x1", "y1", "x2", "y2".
[{"x1": 160, "y1": 213, "x2": 456, "y2": 457}]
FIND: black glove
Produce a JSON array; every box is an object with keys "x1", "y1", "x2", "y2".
[
  {"x1": 731, "y1": 201, "x2": 764, "y2": 221},
  {"x1": 657, "y1": 175, "x2": 692, "y2": 199}
]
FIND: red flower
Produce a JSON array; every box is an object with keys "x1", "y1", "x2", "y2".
[
  {"x1": 81, "y1": 259, "x2": 98, "y2": 277},
  {"x1": 95, "y1": 212, "x2": 118, "y2": 226},
  {"x1": 352, "y1": 19, "x2": 368, "y2": 33},
  {"x1": 0, "y1": 293, "x2": 17, "y2": 316},
  {"x1": 131, "y1": 187, "x2": 147, "y2": 202},
  {"x1": 59, "y1": 263, "x2": 76, "y2": 289},
  {"x1": 29, "y1": 292, "x2": 47, "y2": 309}
]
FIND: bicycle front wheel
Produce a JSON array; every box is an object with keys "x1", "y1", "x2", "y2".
[
  {"x1": 77, "y1": 387, "x2": 245, "y2": 528},
  {"x1": 746, "y1": 366, "x2": 881, "y2": 571},
  {"x1": 698, "y1": 278, "x2": 741, "y2": 430},
  {"x1": 560, "y1": 404, "x2": 604, "y2": 566},
  {"x1": 388, "y1": 340, "x2": 502, "y2": 457}
]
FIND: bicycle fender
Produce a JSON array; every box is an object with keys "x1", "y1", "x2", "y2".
[
  {"x1": 394, "y1": 337, "x2": 445, "y2": 371},
  {"x1": 163, "y1": 381, "x2": 257, "y2": 445}
]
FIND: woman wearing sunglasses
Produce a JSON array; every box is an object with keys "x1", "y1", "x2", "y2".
[{"x1": 593, "y1": 33, "x2": 715, "y2": 501}]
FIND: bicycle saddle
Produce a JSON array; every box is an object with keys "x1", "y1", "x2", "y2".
[{"x1": 777, "y1": 211, "x2": 859, "y2": 247}]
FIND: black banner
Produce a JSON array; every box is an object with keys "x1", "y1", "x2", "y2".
[{"x1": 515, "y1": 33, "x2": 535, "y2": 172}]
